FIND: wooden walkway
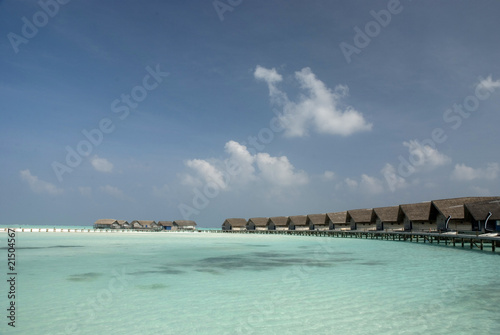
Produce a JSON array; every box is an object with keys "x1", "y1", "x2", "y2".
[
  {"x1": 211, "y1": 229, "x2": 500, "y2": 252},
  {"x1": 4, "y1": 227, "x2": 499, "y2": 253}
]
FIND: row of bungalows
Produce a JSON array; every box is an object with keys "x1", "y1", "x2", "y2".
[
  {"x1": 221, "y1": 196, "x2": 500, "y2": 233},
  {"x1": 93, "y1": 219, "x2": 197, "y2": 231}
]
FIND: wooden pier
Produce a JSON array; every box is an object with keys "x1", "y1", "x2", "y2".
[
  {"x1": 3, "y1": 227, "x2": 500, "y2": 253},
  {"x1": 211, "y1": 229, "x2": 500, "y2": 252}
]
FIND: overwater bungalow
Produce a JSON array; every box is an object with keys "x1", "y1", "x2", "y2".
[
  {"x1": 269, "y1": 216, "x2": 290, "y2": 231},
  {"x1": 157, "y1": 221, "x2": 173, "y2": 230},
  {"x1": 173, "y1": 220, "x2": 197, "y2": 230},
  {"x1": 121, "y1": 221, "x2": 132, "y2": 229},
  {"x1": 399, "y1": 202, "x2": 437, "y2": 231},
  {"x1": 111, "y1": 221, "x2": 121, "y2": 229},
  {"x1": 248, "y1": 217, "x2": 270, "y2": 231},
  {"x1": 465, "y1": 199, "x2": 500, "y2": 232},
  {"x1": 432, "y1": 197, "x2": 500, "y2": 232},
  {"x1": 130, "y1": 220, "x2": 146, "y2": 229},
  {"x1": 347, "y1": 209, "x2": 375, "y2": 231},
  {"x1": 289, "y1": 215, "x2": 310, "y2": 231},
  {"x1": 373, "y1": 206, "x2": 403, "y2": 231},
  {"x1": 132, "y1": 220, "x2": 156, "y2": 229},
  {"x1": 222, "y1": 218, "x2": 247, "y2": 231},
  {"x1": 94, "y1": 219, "x2": 118, "y2": 229},
  {"x1": 327, "y1": 211, "x2": 349, "y2": 231},
  {"x1": 307, "y1": 214, "x2": 330, "y2": 231},
  {"x1": 117, "y1": 220, "x2": 129, "y2": 227}
]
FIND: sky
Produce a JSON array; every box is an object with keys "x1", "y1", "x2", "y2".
[{"x1": 1, "y1": 0, "x2": 500, "y2": 227}]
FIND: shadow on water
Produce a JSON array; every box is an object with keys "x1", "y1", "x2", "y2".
[
  {"x1": 128, "y1": 268, "x2": 185, "y2": 275},
  {"x1": 67, "y1": 272, "x2": 102, "y2": 282},
  {"x1": 125, "y1": 248, "x2": 369, "y2": 276},
  {"x1": 136, "y1": 283, "x2": 169, "y2": 290},
  {"x1": 357, "y1": 261, "x2": 387, "y2": 266}
]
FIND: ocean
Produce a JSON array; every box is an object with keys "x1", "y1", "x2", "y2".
[{"x1": 1, "y1": 228, "x2": 499, "y2": 334}]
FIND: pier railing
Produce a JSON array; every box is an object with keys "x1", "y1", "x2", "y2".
[{"x1": 210, "y1": 229, "x2": 500, "y2": 252}]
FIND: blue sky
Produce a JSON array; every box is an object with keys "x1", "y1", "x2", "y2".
[{"x1": 1, "y1": 0, "x2": 500, "y2": 227}]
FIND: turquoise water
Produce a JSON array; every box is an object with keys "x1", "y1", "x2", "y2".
[{"x1": 1, "y1": 231, "x2": 499, "y2": 334}]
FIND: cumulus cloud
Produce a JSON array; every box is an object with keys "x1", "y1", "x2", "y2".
[
  {"x1": 183, "y1": 140, "x2": 308, "y2": 191},
  {"x1": 451, "y1": 163, "x2": 499, "y2": 181},
  {"x1": 344, "y1": 174, "x2": 384, "y2": 194},
  {"x1": 381, "y1": 163, "x2": 407, "y2": 192},
  {"x1": 360, "y1": 174, "x2": 384, "y2": 194},
  {"x1": 322, "y1": 170, "x2": 335, "y2": 181},
  {"x1": 255, "y1": 153, "x2": 308, "y2": 186},
  {"x1": 224, "y1": 141, "x2": 256, "y2": 184},
  {"x1": 254, "y1": 65, "x2": 372, "y2": 137},
  {"x1": 185, "y1": 159, "x2": 228, "y2": 189},
  {"x1": 345, "y1": 178, "x2": 358, "y2": 189},
  {"x1": 91, "y1": 156, "x2": 113, "y2": 173},
  {"x1": 403, "y1": 140, "x2": 451, "y2": 170},
  {"x1": 20, "y1": 169, "x2": 63, "y2": 195}
]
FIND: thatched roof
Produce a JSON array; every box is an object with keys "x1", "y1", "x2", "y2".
[
  {"x1": 94, "y1": 219, "x2": 117, "y2": 225},
  {"x1": 432, "y1": 197, "x2": 500, "y2": 219},
  {"x1": 373, "y1": 206, "x2": 400, "y2": 223},
  {"x1": 465, "y1": 199, "x2": 500, "y2": 221},
  {"x1": 327, "y1": 211, "x2": 348, "y2": 224},
  {"x1": 224, "y1": 218, "x2": 247, "y2": 227},
  {"x1": 248, "y1": 217, "x2": 269, "y2": 227},
  {"x1": 157, "y1": 221, "x2": 173, "y2": 226},
  {"x1": 347, "y1": 209, "x2": 374, "y2": 223},
  {"x1": 136, "y1": 220, "x2": 155, "y2": 225},
  {"x1": 116, "y1": 220, "x2": 128, "y2": 225},
  {"x1": 307, "y1": 214, "x2": 327, "y2": 225},
  {"x1": 173, "y1": 220, "x2": 197, "y2": 226},
  {"x1": 269, "y1": 216, "x2": 289, "y2": 226},
  {"x1": 289, "y1": 215, "x2": 308, "y2": 226},
  {"x1": 400, "y1": 202, "x2": 433, "y2": 221},
  {"x1": 130, "y1": 220, "x2": 154, "y2": 225}
]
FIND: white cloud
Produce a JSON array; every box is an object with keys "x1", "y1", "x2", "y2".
[
  {"x1": 254, "y1": 65, "x2": 287, "y2": 106},
  {"x1": 78, "y1": 186, "x2": 92, "y2": 197},
  {"x1": 91, "y1": 156, "x2": 113, "y2": 173},
  {"x1": 322, "y1": 170, "x2": 335, "y2": 181},
  {"x1": 403, "y1": 140, "x2": 451, "y2": 170},
  {"x1": 185, "y1": 159, "x2": 228, "y2": 189},
  {"x1": 255, "y1": 153, "x2": 308, "y2": 186},
  {"x1": 451, "y1": 163, "x2": 499, "y2": 181},
  {"x1": 381, "y1": 163, "x2": 407, "y2": 192},
  {"x1": 344, "y1": 174, "x2": 384, "y2": 194},
  {"x1": 20, "y1": 169, "x2": 63, "y2": 195},
  {"x1": 254, "y1": 65, "x2": 283, "y2": 84},
  {"x1": 100, "y1": 185, "x2": 128, "y2": 200},
  {"x1": 184, "y1": 140, "x2": 308, "y2": 191},
  {"x1": 254, "y1": 66, "x2": 372, "y2": 137},
  {"x1": 224, "y1": 141, "x2": 256, "y2": 184},
  {"x1": 360, "y1": 174, "x2": 384, "y2": 194},
  {"x1": 180, "y1": 173, "x2": 203, "y2": 188},
  {"x1": 345, "y1": 178, "x2": 358, "y2": 189}
]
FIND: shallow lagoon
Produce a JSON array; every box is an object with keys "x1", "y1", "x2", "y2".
[{"x1": 1, "y1": 231, "x2": 500, "y2": 334}]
